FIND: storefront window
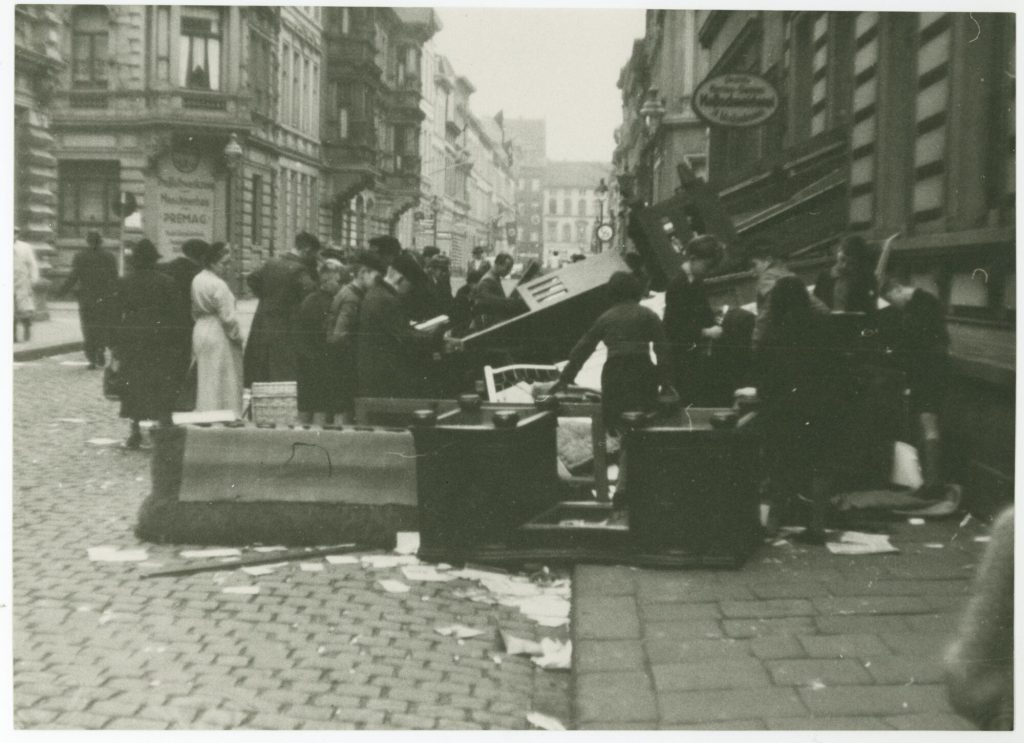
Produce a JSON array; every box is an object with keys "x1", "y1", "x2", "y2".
[{"x1": 180, "y1": 7, "x2": 222, "y2": 90}]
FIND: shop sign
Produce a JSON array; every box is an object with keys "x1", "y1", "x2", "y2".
[
  {"x1": 155, "y1": 160, "x2": 214, "y2": 252},
  {"x1": 692, "y1": 73, "x2": 779, "y2": 128}
]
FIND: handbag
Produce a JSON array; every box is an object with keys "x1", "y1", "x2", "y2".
[{"x1": 103, "y1": 356, "x2": 125, "y2": 401}]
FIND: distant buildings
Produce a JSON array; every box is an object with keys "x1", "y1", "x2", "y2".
[
  {"x1": 507, "y1": 119, "x2": 615, "y2": 267},
  {"x1": 17, "y1": 5, "x2": 517, "y2": 289}
]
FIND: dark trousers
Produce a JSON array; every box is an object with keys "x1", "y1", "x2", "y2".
[{"x1": 79, "y1": 302, "x2": 108, "y2": 366}]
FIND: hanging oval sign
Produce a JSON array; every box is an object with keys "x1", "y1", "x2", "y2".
[{"x1": 692, "y1": 73, "x2": 779, "y2": 128}]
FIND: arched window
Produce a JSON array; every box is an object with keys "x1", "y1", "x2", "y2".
[
  {"x1": 563, "y1": 199, "x2": 572, "y2": 215},
  {"x1": 561, "y1": 223, "x2": 571, "y2": 242},
  {"x1": 578, "y1": 200, "x2": 587, "y2": 216},
  {"x1": 72, "y1": 6, "x2": 109, "y2": 88}
]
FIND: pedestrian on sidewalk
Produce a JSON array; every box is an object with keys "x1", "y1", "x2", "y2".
[
  {"x1": 158, "y1": 238, "x2": 207, "y2": 410},
  {"x1": 57, "y1": 231, "x2": 118, "y2": 369},
  {"x1": 754, "y1": 276, "x2": 843, "y2": 543},
  {"x1": 13, "y1": 227, "x2": 40, "y2": 343},
  {"x1": 109, "y1": 240, "x2": 185, "y2": 449},
  {"x1": 295, "y1": 258, "x2": 345, "y2": 426},
  {"x1": 243, "y1": 231, "x2": 319, "y2": 386},
  {"x1": 326, "y1": 250, "x2": 386, "y2": 422},
  {"x1": 192, "y1": 242, "x2": 244, "y2": 418}
]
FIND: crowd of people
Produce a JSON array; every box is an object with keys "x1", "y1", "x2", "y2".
[
  {"x1": 58, "y1": 231, "x2": 529, "y2": 445},
  {"x1": 55, "y1": 227, "x2": 950, "y2": 542}
]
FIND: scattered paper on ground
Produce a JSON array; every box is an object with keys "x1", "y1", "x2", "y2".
[
  {"x1": 87, "y1": 438, "x2": 120, "y2": 447},
  {"x1": 241, "y1": 563, "x2": 287, "y2": 576},
  {"x1": 87, "y1": 546, "x2": 149, "y2": 562},
  {"x1": 827, "y1": 531, "x2": 899, "y2": 555},
  {"x1": 449, "y1": 569, "x2": 571, "y2": 626},
  {"x1": 435, "y1": 624, "x2": 486, "y2": 639},
  {"x1": 501, "y1": 631, "x2": 543, "y2": 656},
  {"x1": 907, "y1": 518, "x2": 926, "y2": 526},
  {"x1": 252, "y1": 545, "x2": 287, "y2": 553},
  {"x1": 527, "y1": 712, "x2": 566, "y2": 731},
  {"x1": 974, "y1": 536, "x2": 992, "y2": 543},
  {"x1": 180, "y1": 548, "x2": 242, "y2": 559},
  {"x1": 326, "y1": 555, "x2": 360, "y2": 565},
  {"x1": 532, "y1": 638, "x2": 572, "y2": 670},
  {"x1": 394, "y1": 532, "x2": 420, "y2": 555},
  {"x1": 222, "y1": 585, "x2": 259, "y2": 595},
  {"x1": 361, "y1": 555, "x2": 420, "y2": 569},
  {"x1": 402, "y1": 565, "x2": 454, "y2": 582},
  {"x1": 923, "y1": 543, "x2": 945, "y2": 549},
  {"x1": 299, "y1": 562, "x2": 324, "y2": 572},
  {"x1": 377, "y1": 579, "x2": 410, "y2": 594}
]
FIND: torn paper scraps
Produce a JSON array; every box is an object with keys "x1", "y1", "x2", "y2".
[
  {"x1": 401, "y1": 565, "x2": 454, "y2": 582},
  {"x1": 87, "y1": 546, "x2": 149, "y2": 562},
  {"x1": 532, "y1": 638, "x2": 572, "y2": 670},
  {"x1": 526, "y1": 712, "x2": 566, "y2": 731},
  {"x1": 435, "y1": 624, "x2": 486, "y2": 640},
  {"x1": 222, "y1": 585, "x2": 259, "y2": 595},
  {"x1": 180, "y1": 548, "x2": 242, "y2": 559},
  {"x1": 826, "y1": 531, "x2": 899, "y2": 555},
  {"x1": 377, "y1": 579, "x2": 410, "y2": 594},
  {"x1": 394, "y1": 532, "x2": 420, "y2": 555}
]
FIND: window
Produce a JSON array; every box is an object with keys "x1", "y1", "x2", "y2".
[
  {"x1": 546, "y1": 221, "x2": 557, "y2": 241},
  {"x1": 58, "y1": 161, "x2": 120, "y2": 238},
  {"x1": 578, "y1": 199, "x2": 587, "y2": 216},
  {"x1": 302, "y1": 57, "x2": 311, "y2": 131},
  {"x1": 251, "y1": 174, "x2": 264, "y2": 243},
  {"x1": 576, "y1": 221, "x2": 588, "y2": 242},
  {"x1": 337, "y1": 107, "x2": 349, "y2": 139},
  {"x1": 340, "y1": 8, "x2": 350, "y2": 35},
  {"x1": 531, "y1": 178, "x2": 539, "y2": 191},
  {"x1": 72, "y1": 6, "x2": 109, "y2": 88},
  {"x1": 281, "y1": 43, "x2": 290, "y2": 120},
  {"x1": 548, "y1": 199, "x2": 557, "y2": 214},
  {"x1": 249, "y1": 31, "x2": 274, "y2": 118},
  {"x1": 561, "y1": 223, "x2": 571, "y2": 242},
  {"x1": 563, "y1": 199, "x2": 571, "y2": 215},
  {"x1": 180, "y1": 7, "x2": 222, "y2": 90}
]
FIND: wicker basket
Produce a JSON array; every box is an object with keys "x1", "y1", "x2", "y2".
[{"x1": 250, "y1": 381, "x2": 298, "y2": 426}]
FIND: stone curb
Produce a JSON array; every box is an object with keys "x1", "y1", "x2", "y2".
[{"x1": 14, "y1": 341, "x2": 84, "y2": 362}]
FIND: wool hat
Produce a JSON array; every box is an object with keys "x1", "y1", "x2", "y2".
[{"x1": 351, "y1": 250, "x2": 387, "y2": 274}]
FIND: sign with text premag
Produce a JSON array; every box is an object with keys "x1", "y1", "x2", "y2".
[
  {"x1": 692, "y1": 73, "x2": 779, "y2": 128},
  {"x1": 154, "y1": 159, "x2": 215, "y2": 254}
]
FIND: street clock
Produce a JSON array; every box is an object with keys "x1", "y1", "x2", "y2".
[{"x1": 596, "y1": 223, "x2": 614, "y2": 242}]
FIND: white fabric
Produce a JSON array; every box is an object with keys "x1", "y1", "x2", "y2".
[
  {"x1": 13, "y1": 240, "x2": 40, "y2": 317},
  {"x1": 191, "y1": 269, "x2": 243, "y2": 417}
]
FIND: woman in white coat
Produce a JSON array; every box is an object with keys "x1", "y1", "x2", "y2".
[{"x1": 191, "y1": 242, "x2": 244, "y2": 417}]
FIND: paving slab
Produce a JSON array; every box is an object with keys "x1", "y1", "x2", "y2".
[{"x1": 572, "y1": 517, "x2": 988, "y2": 730}]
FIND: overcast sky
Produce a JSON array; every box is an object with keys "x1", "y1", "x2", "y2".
[{"x1": 433, "y1": 8, "x2": 646, "y2": 163}]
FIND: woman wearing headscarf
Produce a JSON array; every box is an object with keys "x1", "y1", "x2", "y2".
[
  {"x1": 109, "y1": 239, "x2": 186, "y2": 449},
  {"x1": 191, "y1": 242, "x2": 244, "y2": 417}
]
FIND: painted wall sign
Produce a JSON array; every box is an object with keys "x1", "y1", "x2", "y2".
[
  {"x1": 154, "y1": 158, "x2": 215, "y2": 253},
  {"x1": 692, "y1": 73, "x2": 779, "y2": 128}
]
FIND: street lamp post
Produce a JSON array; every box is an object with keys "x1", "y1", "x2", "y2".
[
  {"x1": 223, "y1": 132, "x2": 244, "y2": 293},
  {"x1": 594, "y1": 178, "x2": 609, "y2": 253}
]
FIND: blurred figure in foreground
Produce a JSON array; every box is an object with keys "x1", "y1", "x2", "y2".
[{"x1": 945, "y1": 506, "x2": 1013, "y2": 730}]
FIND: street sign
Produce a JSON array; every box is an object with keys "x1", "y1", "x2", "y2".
[
  {"x1": 692, "y1": 73, "x2": 779, "y2": 128},
  {"x1": 596, "y1": 224, "x2": 614, "y2": 242}
]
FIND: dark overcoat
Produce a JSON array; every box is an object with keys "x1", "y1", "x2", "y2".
[
  {"x1": 110, "y1": 269, "x2": 186, "y2": 421},
  {"x1": 243, "y1": 253, "x2": 316, "y2": 385}
]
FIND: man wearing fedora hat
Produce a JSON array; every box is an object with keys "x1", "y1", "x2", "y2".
[
  {"x1": 356, "y1": 250, "x2": 447, "y2": 398},
  {"x1": 58, "y1": 231, "x2": 119, "y2": 369}
]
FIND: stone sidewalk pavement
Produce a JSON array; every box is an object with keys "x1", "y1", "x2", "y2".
[
  {"x1": 572, "y1": 518, "x2": 990, "y2": 730},
  {"x1": 12, "y1": 353, "x2": 569, "y2": 730}
]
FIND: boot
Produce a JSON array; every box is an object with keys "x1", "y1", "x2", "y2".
[{"x1": 795, "y1": 475, "x2": 830, "y2": 545}]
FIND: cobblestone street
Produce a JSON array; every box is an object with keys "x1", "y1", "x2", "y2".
[{"x1": 12, "y1": 353, "x2": 569, "y2": 730}]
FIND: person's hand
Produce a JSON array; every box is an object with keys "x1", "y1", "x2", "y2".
[{"x1": 702, "y1": 325, "x2": 723, "y2": 340}]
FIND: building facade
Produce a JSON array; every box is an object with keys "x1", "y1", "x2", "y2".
[
  {"x1": 506, "y1": 118, "x2": 547, "y2": 264},
  {"x1": 542, "y1": 162, "x2": 615, "y2": 267},
  {"x1": 615, "y1": 9, "x2": 710, "y2": 209},
  {"x1": 686, "y1": 10, "x2": 1015, "y2": 504},
  {"x1": 413, "y1": 50, "x2": 516, "y2": 270}
]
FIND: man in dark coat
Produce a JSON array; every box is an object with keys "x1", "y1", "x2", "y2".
[
  {"x1": 243, "y1": 231, "x2": 319, "y2": 385},
  {"x1": 158, "y1": 238, "x2": 207, "y2": 408},
  {"x1": 468, "y1": 245, "x2": 491, "y2": 276},
  {"x1": 110, "y1": 240, "x2": 188, "y2": 448},
  {"x1": 356, "y1": 252, "x2": 446, "y2": 399},
  {"x1": 470, "y1": 252, "x2": 524, "y2": 331},
  {"x1": 58, "y1": 231, "x2": 118, "y2": 369},
  {"x1": 426, "y1": 254, "x2": 454, "y2": 316},
  {"x1": 662, "y1": 235, "x2": 722, "y2": 406}
]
